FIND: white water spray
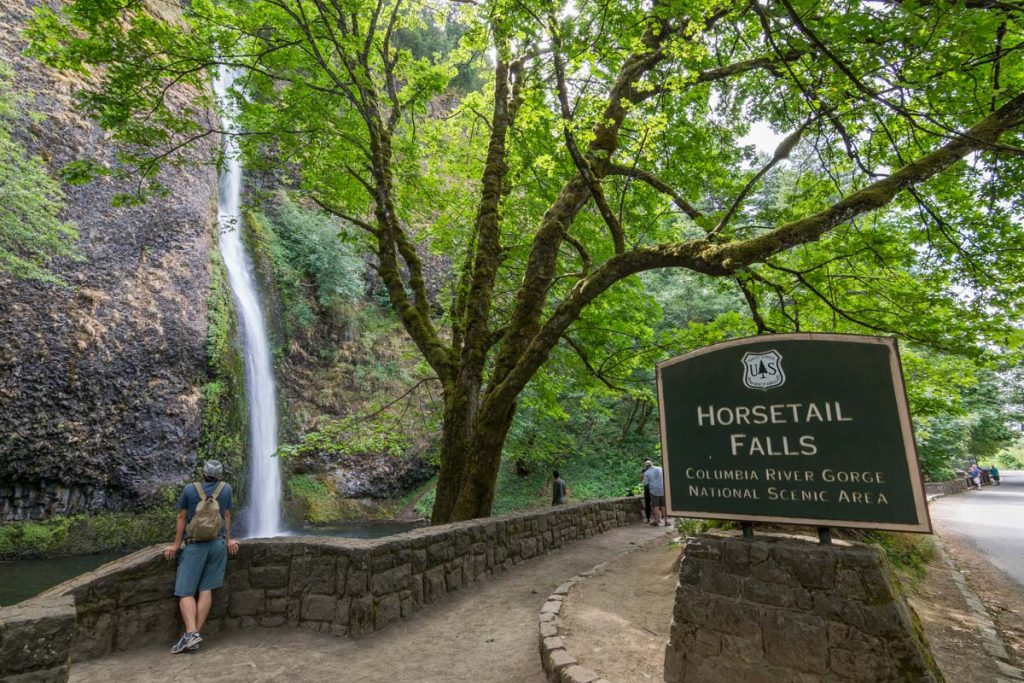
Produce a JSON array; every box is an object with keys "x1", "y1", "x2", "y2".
[{"x1": 213, "y1": 67, "x2": 282, "y2": 538}]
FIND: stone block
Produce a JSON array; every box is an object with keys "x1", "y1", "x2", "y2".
[
  {"x1": 693, "y1": 629, "x2": 722, "y2": 657},
  {"x1": 426, "y1": 541, "x2": 450, "y2": 565},
  {"x1": 671, "y1": 586, "x2": 708, "y2": 626},
  {"x1": 761, "y1": 610, "x2": 828, "y2": 674},
  {"x1": 560, "y1": 665, "x2": 599, "y2": 683},
  {"x1": 445, "y1": 562, "x2": 463, "y2": 592},
  {"x1": 702, "y1": 569, "x2": 743, "y2": 597},
  {"x1": 521, "y1": 537, "x2": 538, "y2": 560},
  {"x1": 678, "y1": 557, "x2": 703, "y2": 586},
  {"x1": 301, "y1": 595, "x2": 337, "y2": 622},
  {"x1": 249, "y1": 542, "x2": 294, "y2": 566},
  {"x1": 400, "y1": 590, "x2": 413, "y2": 618},
  {"x1": 540, "y1": 600, "x2": 562, "y2": 616},
  {"x1": 226, "y1": 569, "x2": 250, "y2": 593},
  {"x1": 266, "y1": 598, "x2": 288, "y2": 616},
  {"x1": 721, "y1": 633, "x2": 763, "y2": 664},
  {"x1": 370, "y1": 549, "x2": 396, "y2": 572},
  {"x1": 547, "y1": 649, "x2": 577, "y2": 683},
  {"x1": 412, "y1": 549, "x2": 428, "y2": 573},
  {"x1": 704, "y1": 595, "x2": 759, "y2": 638},
  {"x1": 0, "y1": 598, "x2": 75, "y2": 675},
  {"x1": 424, "y1": 566, "x2": 446, "y2": 604},
  {"x1": 349, "y1": 596, "x2": 374, "y2": 637},
  {"x1": 811, "y1": 591, "x2": 866, "y2": 628},
  {"x1": 748, "y1": 559, "x2": 800, "y2": 586},
  {"x1": 374, "y1": 593, "x2": 401, "y2": 630},
  {"x1": 249, "y1": 564, "x2": 289, "y2": 589},
  {"x1": 829, "y1": 647, "x2": 897, "y2": 681},
  {"x1": 371, "y1": 564, "x2": 411, "y2": 595},
  {"x1": 114, "y1": 602, "x2": 179, "y2": 651},
  {"x1": 2, "y1": 665, "x2": 70, "y2": 682},
  {"x1": 542, "y1": 636, "x2": 565, "y2": 654},
  {"x1": 835, "y1": 569, "x2": 867, "y2": 601},
  {"x1": 837, "y1": 545, "x2": 881, "y2": 569},
  {"x1": 742, "y1": 579, "x2": 803, "y2": 609},
  {"x1": 769, "y1": 545, "x2": 837, "y2": 590},
  {"x1": 539, "y1": 620, "x2": 558, "y2": 639},
  {"x1": 117, "y1": 573, "x2": 174, "y2": 608},
  {"x1": 228, "y1": 590, "x2": 265, "y2": 617},
  {"x1": 334, "y1": 597, "x2": 352, "y2": 625},
  {"x1": 346, "y1": 568, "x2": 369, "y2": 597},
  {"x1": 684, "y1": 538, "x2": 722, "y2": 561},
  {"x1": 70, "y1": 611, "x2": 115, "y2": 662},
  {"x1": 259, "y1": 615, "x2": 286, "y2": 627}
]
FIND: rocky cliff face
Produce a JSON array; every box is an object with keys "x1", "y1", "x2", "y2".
[{"x1": 0, "y1": 1, "x2": 219, "y2": 520}]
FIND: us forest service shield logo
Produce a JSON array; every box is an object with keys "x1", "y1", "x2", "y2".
[{"x1": 741, "y1": 350, "x2": 785, "y2": 390}]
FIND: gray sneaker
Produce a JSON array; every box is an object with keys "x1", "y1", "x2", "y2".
[{"x1": 171, "y1": 631, "x2": 202, "y2": 654}]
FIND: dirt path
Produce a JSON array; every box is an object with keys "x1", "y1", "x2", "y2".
[
  {"x1": 559, "y1": 535, "x2": 681, "y2": 682},
  {"x1": 929, "y1": 520, "x2": 1024, "y2": 671},
  {"x1": 70, "y1": 523, "x2": 673, "y2": 683}
]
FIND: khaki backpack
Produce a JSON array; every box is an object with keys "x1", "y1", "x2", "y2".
[{"x1": 186, "y1": 481, "x2": 225, "y2": 542}]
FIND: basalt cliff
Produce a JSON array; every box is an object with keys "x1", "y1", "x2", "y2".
[{"x1": 0, "y1": 1, "x2": 219, "y2": 521}]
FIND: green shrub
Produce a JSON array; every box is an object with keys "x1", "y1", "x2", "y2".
[
  {"x1": 858, "y1": 531, "x2": 936, "y2": 583},
  {"x1": 0, "y1": 509, "x2": 176, "y2": 560},
  {"x1": 0, "y1": 60, "x2": 79, "y2": 283}
]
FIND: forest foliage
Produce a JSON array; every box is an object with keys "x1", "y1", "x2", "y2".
[
  {"x1": 24, "y1": 0, "x2": 1024, "y2": 518},
  {"x1": 0, "y1": 60, "x2": 78, "y2": 283}
]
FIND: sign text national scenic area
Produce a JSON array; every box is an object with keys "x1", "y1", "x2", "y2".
[{"x1": 656, "y1": 333, "x2": 931, "y2": 532}]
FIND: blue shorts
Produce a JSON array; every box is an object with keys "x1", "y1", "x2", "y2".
[{"x1": 174, "y1": 539, "x2": 227, "y2": 597}]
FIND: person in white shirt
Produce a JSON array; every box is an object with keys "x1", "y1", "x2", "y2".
[{"x1": 642, "y1": 459, "x2": 668, "y2": 526}]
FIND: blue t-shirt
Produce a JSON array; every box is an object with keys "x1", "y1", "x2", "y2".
[{"x1": 177, "y1": 481, "x2": 232, "y2": 539}]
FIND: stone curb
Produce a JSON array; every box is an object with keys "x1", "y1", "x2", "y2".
[
  {"x1": 536, "y1": 530, "x2": 677, "y2": 683},
  {"x1": 536, "y1": 564, "x2": 610, "y2": 683},
  {"x1": 936, "y1": 538, "x2": 1024, "y2": 682}
]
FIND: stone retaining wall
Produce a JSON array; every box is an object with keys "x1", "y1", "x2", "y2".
[
  {"x1": 924, "y1": 478, "x2": 968, "y2": 498},
  {"x1": 665, "y1": 533, "x2": 942, "y2": 683},
  {"x1": 0, "y1": 497, "x2": 642, "y2": 680}
]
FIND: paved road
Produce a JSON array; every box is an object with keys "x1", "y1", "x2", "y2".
[{"x1": 929, "y1": 469, "x2": 1024, "y2": 587}]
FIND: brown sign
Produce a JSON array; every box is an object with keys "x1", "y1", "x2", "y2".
[{"x1": 656, "y1": 334, "x2": 931, "y2": 532}]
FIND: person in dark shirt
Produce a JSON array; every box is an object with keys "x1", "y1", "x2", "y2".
[
  {"x1": 552, "y1": 471, "x2": 568, "y2": 505},
  {"x1": 163, "y1": 460, "x2": 240, "y2": 653},
  {"x1": 642, "y1": 461, "x2": 653, "y2": 522}
]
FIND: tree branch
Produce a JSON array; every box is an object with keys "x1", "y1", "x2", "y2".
[{"x1": 605, "y1": 163, "x2": 703, "y2": 221}]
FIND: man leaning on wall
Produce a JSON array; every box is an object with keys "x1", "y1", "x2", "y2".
[{"x1": 163, "y1": 460, "x2": 240, "y2": 654}]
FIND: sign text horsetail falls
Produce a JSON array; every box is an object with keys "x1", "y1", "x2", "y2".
[{"x1": 655, "y1": 334, "x2": 931, "y2": 533}]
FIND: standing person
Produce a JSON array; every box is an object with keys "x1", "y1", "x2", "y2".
[
  {"x1": 641, "y1": 461, "x2": 652, "y2": 523},
  {"x1": 163, "y1": 460, "x2": 240, "y2": 654},
  {"x1": 552, "y1": 470, "x2": 568, "y2": 505},
  {"x1": 969, "y1": 463, "x2": 983, "y2": 491},
  {"x1": 643, "y1": 459, "x2": 668, "y2": 526},
  {"x1": 989, "y1": 464, "x2": 1001, "y2": 485}
]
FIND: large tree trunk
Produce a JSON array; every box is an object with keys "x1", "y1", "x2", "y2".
[{"x1": 431, "y1": 390, "x2": 518, "y2": 524}]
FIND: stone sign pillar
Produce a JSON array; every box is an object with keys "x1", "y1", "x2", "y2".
[{"x1": 664, "y1": 534, "x2": 942, "y2": 682}]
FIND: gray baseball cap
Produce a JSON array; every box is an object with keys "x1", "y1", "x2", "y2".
[{"x1": 203, "y1": 460, "x2": 224, "y2": 480}]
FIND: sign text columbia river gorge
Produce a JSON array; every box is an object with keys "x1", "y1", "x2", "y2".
[{"x1": 656, "y1": 334, "x2": 931, "y2": 532}]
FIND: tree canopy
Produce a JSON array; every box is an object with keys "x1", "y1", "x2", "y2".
[{"x1": 28, "y1": 0, "x2": 1024, "y2": 521}]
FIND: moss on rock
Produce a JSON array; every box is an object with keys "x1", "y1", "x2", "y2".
[{"x1": 197, "y1": 247, "x2": 248, "y2": 499}]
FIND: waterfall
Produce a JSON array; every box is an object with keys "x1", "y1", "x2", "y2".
[{"x1": 213, "y1": 67, "x2": 282, "y2": 538}]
